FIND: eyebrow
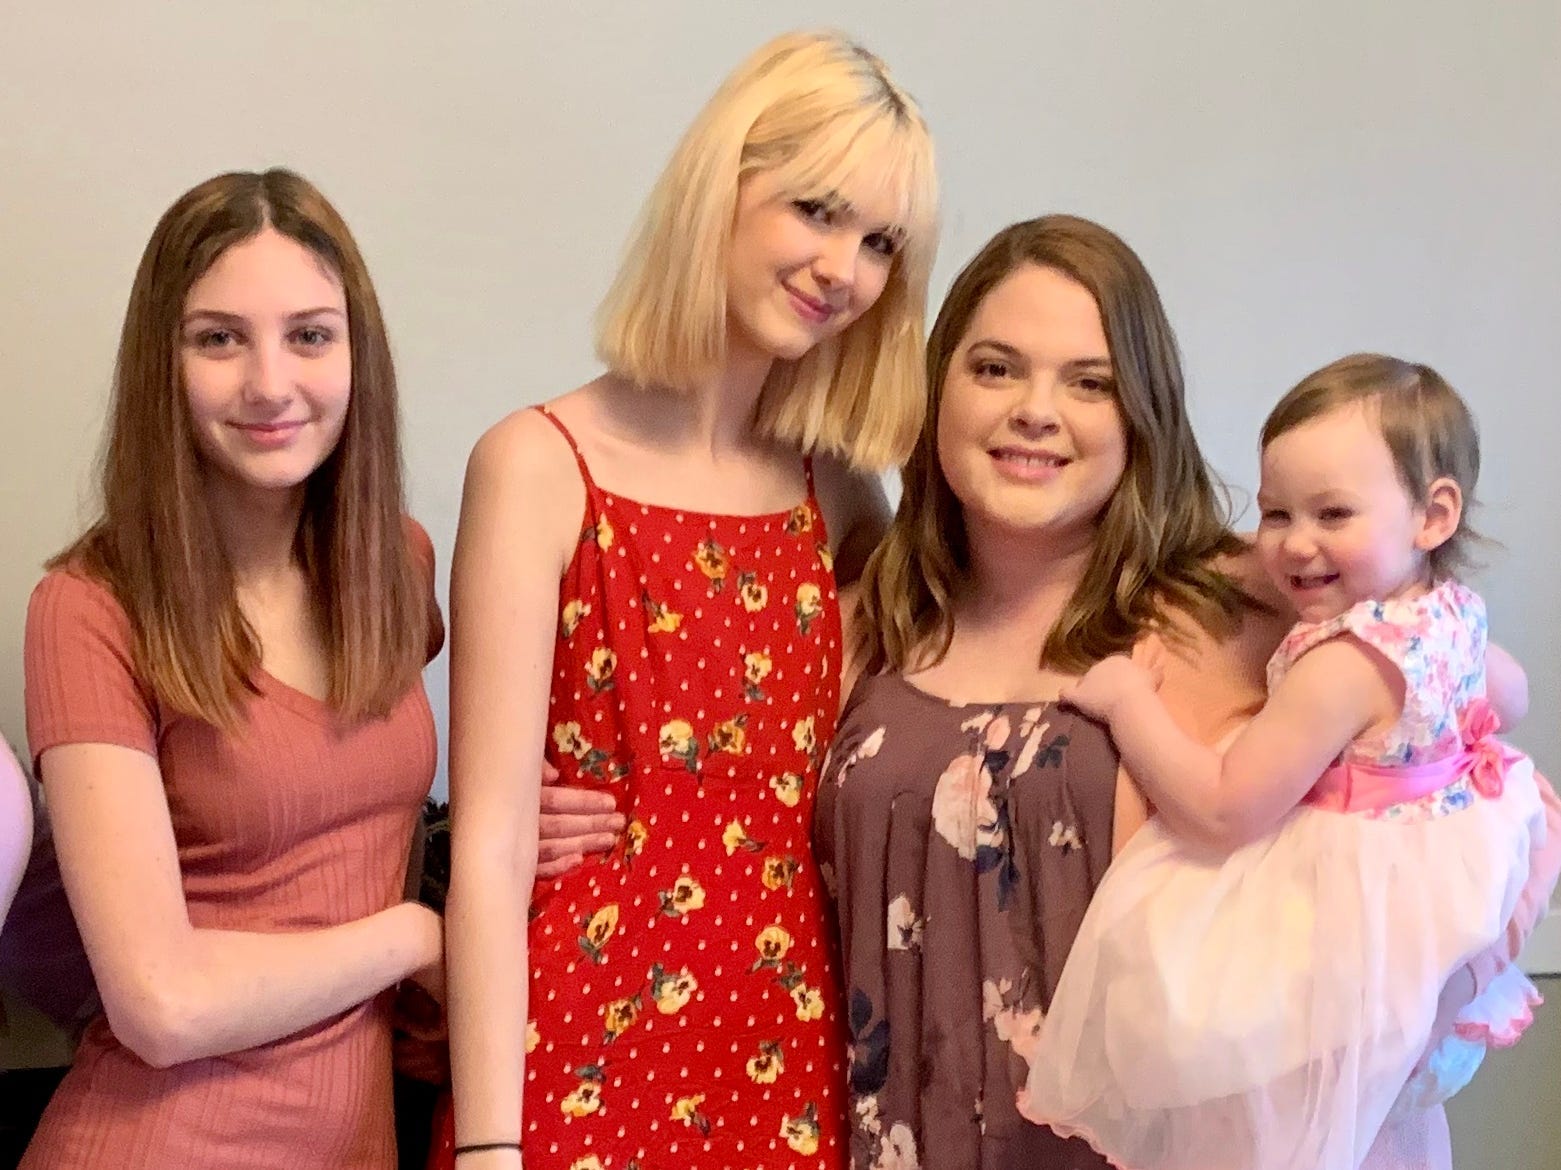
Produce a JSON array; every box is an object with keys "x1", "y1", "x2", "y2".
[
  {"x1": 965, "y1": 340, "x2": 1112, "y2": 371},
  {"x1": 182, "y1": 307, "x2": 346, "y2": 326}
]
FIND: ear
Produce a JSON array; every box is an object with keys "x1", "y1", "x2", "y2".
[{"x1": 1414, "y1": 476, "x2": 1463, "y2": 553}]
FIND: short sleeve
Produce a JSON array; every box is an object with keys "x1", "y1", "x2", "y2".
[
  {"x1": 403, "y1": 516, "x2": 446, "y2": 664},
  {"x1": 24, "y1": 570, "x2": 159, "y2": 771}
]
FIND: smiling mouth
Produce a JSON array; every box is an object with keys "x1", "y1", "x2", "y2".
[
  {"x1": 992, "y1": 449, "x2": 1068, "y2": 469},
  {"x1": 784, "y1": 284, "x2": 837, "y2": 324},
  {"x1": 1289, "y1": 572, "x2": 1340, "y2": 591}
]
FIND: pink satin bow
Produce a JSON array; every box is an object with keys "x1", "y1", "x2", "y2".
[{"x1": 1461, "y1": 698, "x2": 1519, "y2": 799}]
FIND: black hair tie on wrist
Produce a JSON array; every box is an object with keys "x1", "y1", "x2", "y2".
[{"x1": 453, "y1": 1141, "x2": 522, "y2": 1157}]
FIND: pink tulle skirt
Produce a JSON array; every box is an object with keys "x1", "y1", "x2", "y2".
[{"x1": 1021, "y1": 756, "x2": 1543, "y2": 1170}]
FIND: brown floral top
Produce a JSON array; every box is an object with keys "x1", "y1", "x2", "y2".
[{"x1": 814, "y1": 673, "x2": 1119, "y2": 1170}]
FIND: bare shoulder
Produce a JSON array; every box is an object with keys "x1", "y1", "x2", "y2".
[
  {"x1": 461, "y1": 397, "x2": 589, "y2": 574},
  {"x1": 1146, "y1": 542, "x2": 1294, "y2": 746},
  {"x1": 1211, "y1": 537, "x2": 1291, "y2": 614}
]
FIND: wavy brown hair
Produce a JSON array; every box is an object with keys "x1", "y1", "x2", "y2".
[
  {"x1": 53, "y1": 168, "x2": 429, "y2": 728},
  {"x1": 857, "y1": 215, "x2": 1255, "y2": 676}
]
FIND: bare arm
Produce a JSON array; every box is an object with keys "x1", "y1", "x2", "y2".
[
  {"x1": 41, "y1": 741, "x2": 439, "y2": 1069},
  {"x1": 0, "y1": 741, "x2": 30, "y2": 927},
  {"x1": 1485, "y1": 643, "x2": 1529, "y2": 729},
  {"x1": 445, "y1": 411, "x2": 580, "y2": 1168},
  {"x1": 1070, "y1": 639, "x2": 1400, "y2": 849}
]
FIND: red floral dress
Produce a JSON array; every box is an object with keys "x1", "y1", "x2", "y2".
[{"x1": 430, "y1": 407, "x2": 848, "y2": 1170}]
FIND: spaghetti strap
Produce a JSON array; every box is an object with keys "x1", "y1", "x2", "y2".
[{"x1": 533, "y1": 404, "x2": 597, "y2": 490}]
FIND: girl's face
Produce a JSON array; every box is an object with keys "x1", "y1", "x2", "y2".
[
  {"x1": 181, "y1": 227, "x2": 351, "y2": 506},
  {"x1": 1256, "y1": 401, "x2": 1435, "y2": 623},
  {"x1": 936, "y1": 264, "x2": 1128, "y2": 550},
  {"x1": 724, "y1": 169, "x2": 902, "y2": 364}
]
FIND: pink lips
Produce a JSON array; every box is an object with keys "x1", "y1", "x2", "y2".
[
  {"x1": 784, "y1": 284, "x2": 837, "y2": 325},
  {"x1": 990, "y1": 446, "x2": 1069, "y2": 483},
  {"x1": 230, "y1": 420, "x2": 304, "y2": 450}
]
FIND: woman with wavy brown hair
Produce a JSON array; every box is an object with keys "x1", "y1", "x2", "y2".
[
  {"x1": 21, "y1": 168, "x2": 444, "y2": 1169},
  {"x1": 814, "y1": 214, "x2": 1559, "y2": 1170}
]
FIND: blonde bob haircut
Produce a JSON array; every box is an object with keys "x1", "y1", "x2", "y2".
[{"x1": 595, "y1": 29, "x2": 939, "y2": 472}]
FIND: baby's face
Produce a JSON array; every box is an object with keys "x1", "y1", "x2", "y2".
[{"x1": 1255, "y1": 402, "x2": 1430, "y2": 623}]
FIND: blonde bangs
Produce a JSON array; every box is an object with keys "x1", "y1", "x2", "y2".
[
  {"x1": 598, "y1": 29, "x2": 938, "y2": 467},
  {"x1": 755, "y1": 105, "x2": 938, "y2": 471}
]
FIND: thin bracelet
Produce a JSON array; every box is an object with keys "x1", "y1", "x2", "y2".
[{"x1": 453, "y1": 1141, "x2": 522, "y2": 1157}]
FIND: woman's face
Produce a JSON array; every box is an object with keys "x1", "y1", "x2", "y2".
[
  {"x1": 180, "y1": 227, "x2": 351, "y2": 504},
  {"x1": 724, "y1": 169, "x2": 902, "y2": 363},
  {"x1": 936, "y1": 263, "x2": 1128, "y2": 548}
]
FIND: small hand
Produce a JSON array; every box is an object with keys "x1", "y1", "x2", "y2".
[
  {"x1": 1061, "y1": 654, "x2": 1157, "y2": 722},
  {"x1": 536, "y1": 761, "x2": 626, "y2": 879}
]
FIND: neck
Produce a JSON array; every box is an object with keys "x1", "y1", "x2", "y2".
[
  {"x1": 205, "y1": 475, "x2": 306, "y2": 588},
  {"x1": 956, "y1": 515, "x2": 1098, "y2": 637}
]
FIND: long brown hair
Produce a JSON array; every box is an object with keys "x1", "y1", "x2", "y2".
[
  {"x1": 54, "y1": 168, "x2": 429, "y2": 728},
  {"x1": 857, "y1": 214, "x2": 1254, "y2": 675}
]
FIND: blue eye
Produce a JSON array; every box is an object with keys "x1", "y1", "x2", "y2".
[{"x1": 792, "y1": 199, "x2": 832, "y2": 224}]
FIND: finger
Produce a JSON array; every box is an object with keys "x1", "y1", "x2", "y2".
[
  {"x1": 540, "y1": 759, "x2": 562, "y2": 784},
  {"x1": 535, "y1": 854, "x2": 584, "y2": 880},
  {"x1": 537, "y1": 786, "x2": 621, "y2": 816},
  {"x1": 539, "y1": 812, "x2": 627, "y2": 839}
]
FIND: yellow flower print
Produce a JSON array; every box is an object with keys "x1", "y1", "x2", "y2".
[
  {"x1": 761, "y1": 855, "x2": 799, "y2": 892},
  {"x1": 578, "y1": 903, "x2": 619, "y2": 964},
  {"x1": 722, "y1": 819, "x2": 765, "y2": 856},
  {"x1": 560, "y1": 1083, "x2": 600, "y2": 1118},
  {"x1": 658, "y1": 719, "x2": 698, "y2": 773},
  {"x1": 792, "y1": 716, "x2": 817, "y2": 759},
  {"x1": 693, "y1": 538, "x2": 731, "y2": 592},
  {"x1": 816, "y1": 543, "x2": 834, "y2": 573},
  {"x1": 791, "y1": 984, "x2": 825, "y2": 1021},
  {"x1": 769, "y1": 771, "x2": 804, "y2": 807},
  {"x1": 643, "y1": 592, "x2": 683, "y2": 634},
  {"x1": 753, "y1": 924, "x2": 793, "y2": 969},
  {"x1": 584, "y1": 646, "x2": 617, "y2": 693},
  {"x1": 649, "y1": 962, "x2": 698, "y2": 1014},
  {"x1": 672, "y1": 1093, "x2": 711, "y2": 1135},
  {"x1": 552, "y1": 721, "x2": 591, "y2": 760},
  {"x1": 624, "y1": 819, "x2": 648, "y2": 863},
  {"x1": 526, "y1": 1019, "x2": 540, "y2": 1053},
  {"x1": 561, "y1": 1065, "x2": 605, "y2": 1118},
  {"x1": 795, "y1": 582, "x2": 824, "y2": 635},
  {"x1": 746, "y1": 1039, "x2": 785, "y2": 1084},
  {"x1": 659, "y1": 874, "x2": 706, "y2": 917},
  {"x1": 568, "y1": 1157, "x2": 605, "y2": 1170},
  {"x1": 560, "y1": 599, "x2": 591, "y2": 639},
  {"x1": 594, "y1": 515, "x2": 614, "y2": 550},
  {"x1": 601, "y1": 993, "x2": 641, "y2": 1043},
  {"x1": 785, "y1": 504, "x2": 814, "y2": 535},
  {"x1": 708, "y1": 713, "x2": 748, "y2": 756},
  {"x1": 737, "y1": 571, "x2": 769, "y2": 613},
  {"x1": 742, "y1": 650, "x2": 772, "y2": 700},
  {"x1": 781, "y1": 1103, "x2": 821, "y2": 1155}
]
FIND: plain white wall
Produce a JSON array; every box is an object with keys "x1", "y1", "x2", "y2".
[{"x1": 1, "y1": 0, "x2": 1557, "y2": 866}]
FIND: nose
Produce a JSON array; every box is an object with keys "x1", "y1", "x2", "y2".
[
  {"x1": 241, "y1": 337, "x2": 292, "y2": 407},
  {"x1": 812, "y1": 233, "x2": 859, "y2": 294},
  {"x1": 1009, "y1": 375, "x2": 1060, "y2": 437},
  {"x1": 1280, "y1": 525, "x2": 1317, "y2": 561}
]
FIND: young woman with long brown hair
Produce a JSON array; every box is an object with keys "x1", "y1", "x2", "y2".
[{"x1": 21, "y1": 168, "x2": 444, "y2": 1169}]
